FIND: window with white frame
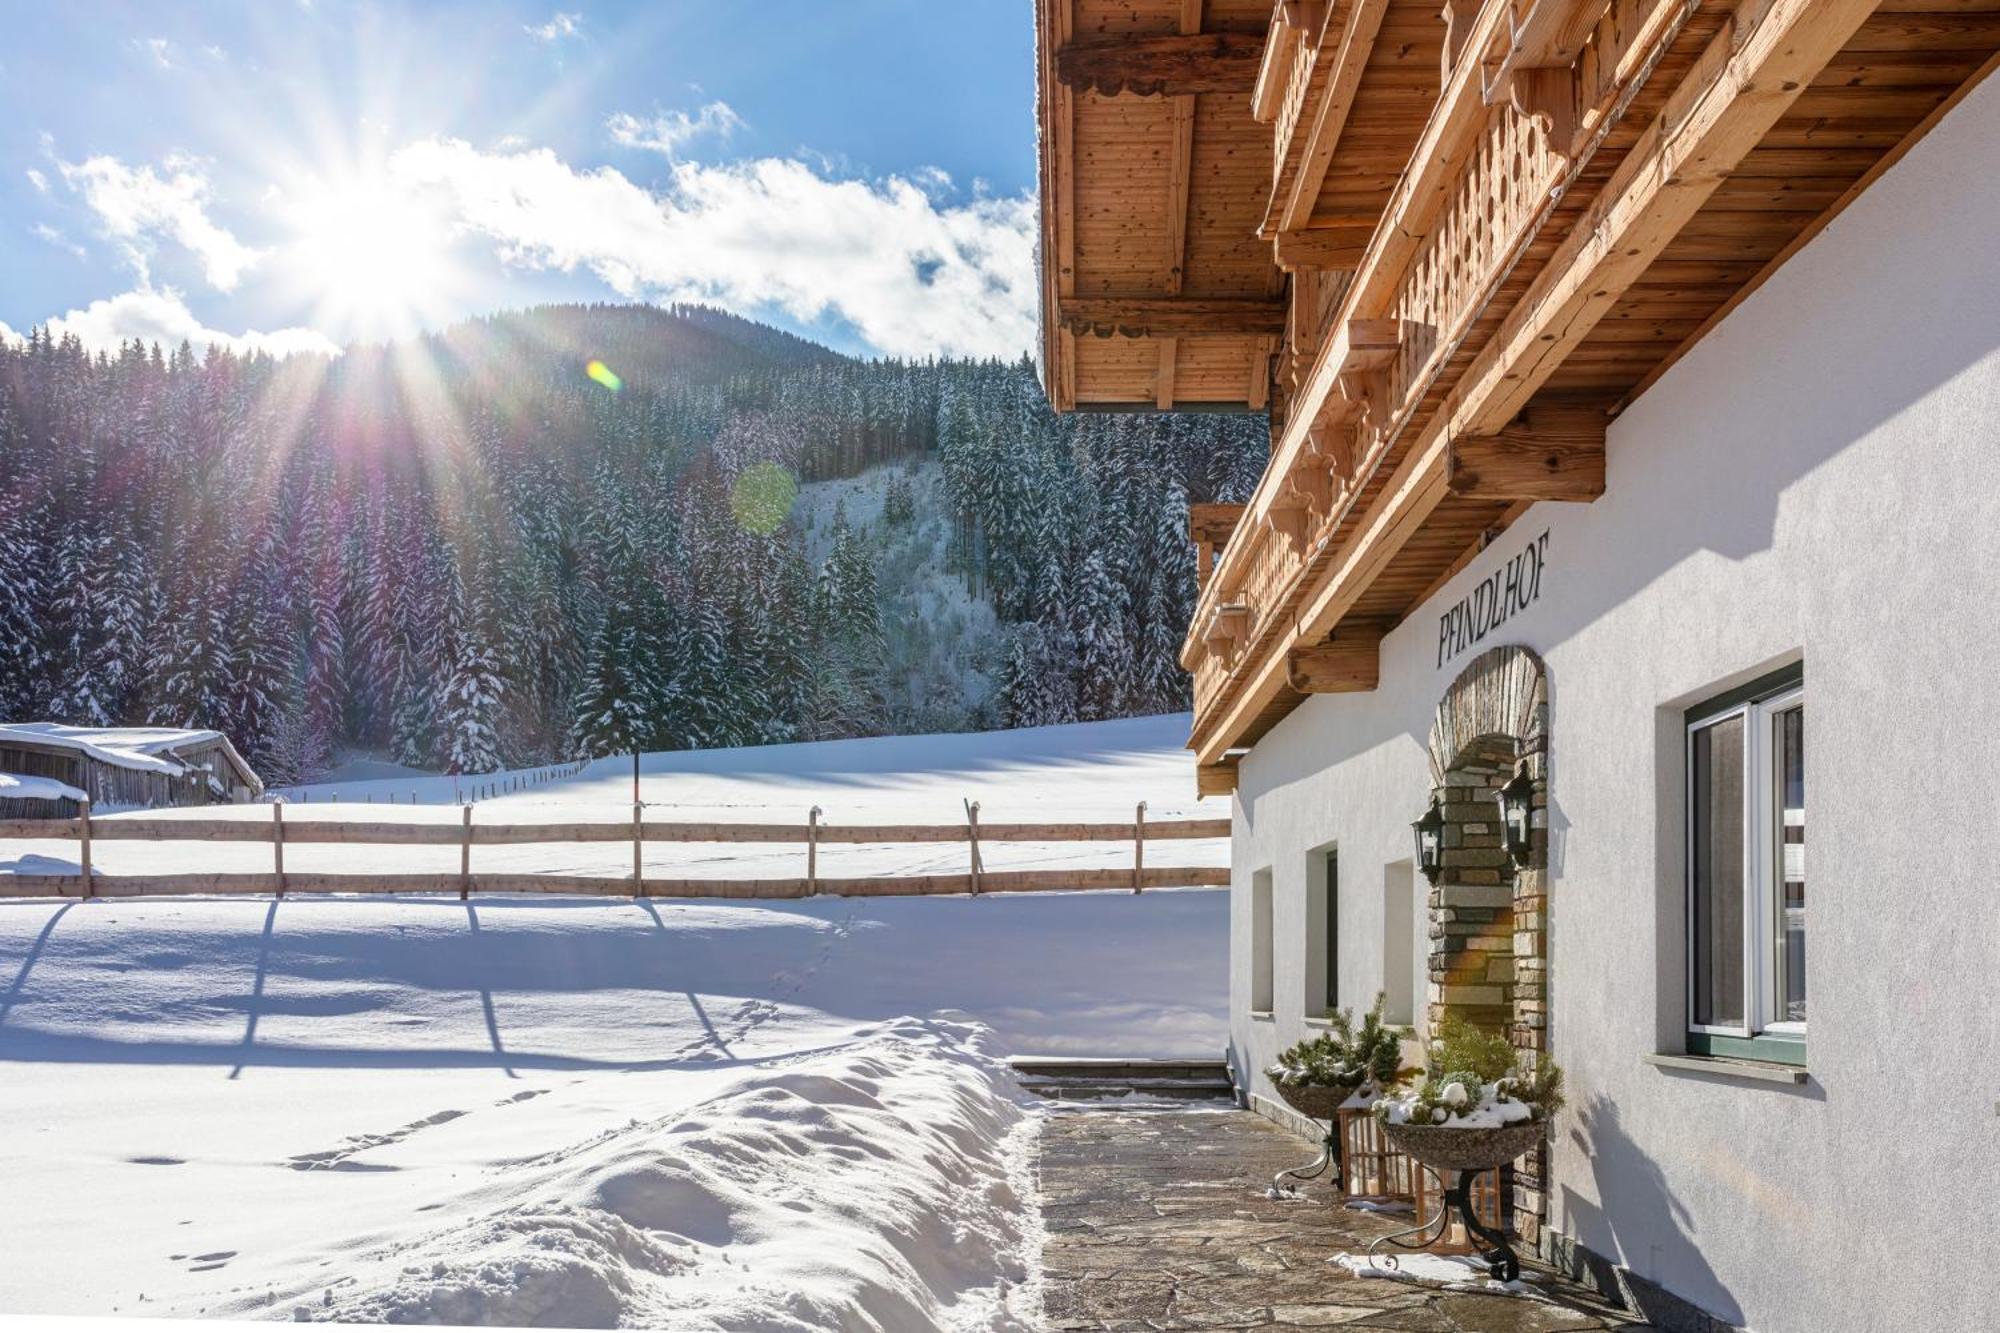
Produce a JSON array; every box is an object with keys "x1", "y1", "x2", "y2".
[{"x1": 1686, "y1": 664, "x2": 1805, "y2": 1064}]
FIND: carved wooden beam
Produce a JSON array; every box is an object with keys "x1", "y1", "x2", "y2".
[
  {"x1": 1054, "y1": 32, "x2": 1264, "y2": 98},
  {"x1": 1445, "y1": 401, "x2": 1607, "y2": 502},
  {"x1": 1267, "y1": 501, "x2": 1311, "y2": 552},
  {"x1": 1205, "y1": 602, "x2": 1252, "y2": 644},
  {"x1": 1060, "y1": 297, "x2": 1288, "y2": 338},
  {"x1": 1481, "y1": 0, "x2": 1605, "y2": 104}
]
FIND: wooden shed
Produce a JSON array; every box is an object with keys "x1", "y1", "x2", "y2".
[{"x1": 0, "y1": 724, "x2": 264, "y2": 812}]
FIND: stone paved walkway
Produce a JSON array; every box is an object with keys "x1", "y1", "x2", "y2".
[{"x1": 1038, "y1": 1107, "x2": 1654, "y2": 1332}]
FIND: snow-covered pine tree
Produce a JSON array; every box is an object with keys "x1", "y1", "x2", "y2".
[
  {"x1": 433, "y1": 566, "x2": 506, "y2": 774},
  {"x1": 1068, "y1": 544, "x2": 1129, "y2": 721}
]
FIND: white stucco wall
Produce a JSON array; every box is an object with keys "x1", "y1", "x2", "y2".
[{"x1": 1227, "y1": 73, "x2": 2000, "y2": 1333}]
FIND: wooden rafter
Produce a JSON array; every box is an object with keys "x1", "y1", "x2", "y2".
[
  {"x1": 1274, "y1": 0, "x2": 1391, "y2": 235},
  {"x1": 1054, "y1": 31, "x2": 1263, "y2": 97},
  {"x1": 1060, "y1": 298, "x2": 1288, "y2": 339},
  {"x1": 1273, "y1": 224, "x2": 1371, "y2": 273}
]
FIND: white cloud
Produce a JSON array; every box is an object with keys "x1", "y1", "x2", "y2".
[
  {"x1": 0, "y1": 319, "x2": 18, "y2": 346},
  {"x1": 141, "y1": 37, "x2": 173, "y2": 69},
  {"x1": 389, "y1": 138, "x2": 1037, "y2": 359},
  {"x1": 607, "y1": 102, "x2": 745, "y2": 157},
  {"x1": 40, "y1": 285, "x2": 338, "y2": 359},
  {"x1": 32, "y1": 223, "x2": 86, "y2": 259},
  {"x1": 25, "y1": 167, "x2": 48, "y2": 193},
  {"x1": 526, "y1": 11, "x2": 582, "y2": 42},
  {"x1": 57, "y1": 153, "x2": 260, "y2": 290}
]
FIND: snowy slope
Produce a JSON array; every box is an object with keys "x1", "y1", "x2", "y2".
[
  {"x1": 794, "y1": 458, "x2": 1005, "y2": 731},
  {"x1": 0, "y1": 714, "x2": 1229, "y2": 1328}
]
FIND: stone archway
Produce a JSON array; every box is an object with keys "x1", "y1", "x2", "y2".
[{"x1": 1423, "y1": 644, "x2": 1549, "y2": 1240}]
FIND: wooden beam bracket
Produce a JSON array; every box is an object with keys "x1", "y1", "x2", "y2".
[
  {"x1": 1284, "y1": 634, "x2": 1382, "y2": 694},
  {"x1": 1195, "y1": 759, "x2": 1240, "y2": 799},
  {"x1": 1446, "y1": 401, "x2": 1608, "y2": 501}
]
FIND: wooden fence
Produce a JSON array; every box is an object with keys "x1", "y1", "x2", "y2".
[{"x1": 0, "y1": 801, "x2": 1231, "y2": 901}]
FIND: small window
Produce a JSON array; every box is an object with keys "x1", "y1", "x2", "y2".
[
  {"x1": 1250, "y1": 868, "x2": 1274, "y2": 1014},
  {"x1": 1304, "y1": 848, "x2": 1339, "y2": 1015},
  {"x1": 1686, "y1": 664, "x2": 1805, "y2": 1064},
  {"x1": 1381, "y1": 859, "x2": 1417, "y2": 1028}
]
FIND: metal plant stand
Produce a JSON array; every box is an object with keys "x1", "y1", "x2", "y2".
[
  {"x1": 1365, "y1": 1166, "x2": 1519, "y2": 1282},
  {"x1": 1267, "y1": 1119, "x2": 1340, "y2": 1198}
]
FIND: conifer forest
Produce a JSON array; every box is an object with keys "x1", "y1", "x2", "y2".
[{"x1": 0, "y1": 304, "x2": 1266, "y2": 780}]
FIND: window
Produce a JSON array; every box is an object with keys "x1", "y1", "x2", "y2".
[
  {"x1": 1250, "y1": 868, "x2": 1274, "y2": 1014},
  {"x1": 1305, "y1": 848, "x2": 1339, "y2": 1015},
  {"x1": 1686, "y1": 664, "x2": 1805, "y2": 1064}
]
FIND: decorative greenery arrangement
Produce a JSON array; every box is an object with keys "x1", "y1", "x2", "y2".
[
  {"x1": 1267, "y1": 993, "x2": 1413, "y2": 1094},
  {"x1": 1374, "y1": 1015, "x2": 1565, "y2": 1128}
]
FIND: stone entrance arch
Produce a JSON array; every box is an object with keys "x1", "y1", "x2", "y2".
[{"x1": 1423, "y1": 643, "x2": 1550, "y2": 1238}]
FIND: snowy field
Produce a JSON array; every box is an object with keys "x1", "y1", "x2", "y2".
[{"x1": 0, "y1": 716, "x2": 1229, "y2": 1328}]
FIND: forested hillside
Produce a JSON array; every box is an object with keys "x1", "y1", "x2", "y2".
[{"x1": 0, "y1": 304, "x2": 1265, "y2": 781}]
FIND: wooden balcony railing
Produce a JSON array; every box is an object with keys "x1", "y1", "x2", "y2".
[{"x1": 1183, "y1": 0, "x2": 1704, "y2": 755}]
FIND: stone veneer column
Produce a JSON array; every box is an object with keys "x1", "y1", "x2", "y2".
[{"x1": 1422, "y1": 645, "x2": 1551, "y2": 1244}]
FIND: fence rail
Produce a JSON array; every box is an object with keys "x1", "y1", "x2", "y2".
[{"x1": 0, "y1": 805, "x2": 1231, "y2": 901}]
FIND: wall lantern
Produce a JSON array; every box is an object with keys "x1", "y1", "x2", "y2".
[
  {"x1": 1495, "y1": 766, "x2": 1537, "y2": 868},
  {"x1": 1411, "y1": 796, "x2": 1446, "y2": 886}
]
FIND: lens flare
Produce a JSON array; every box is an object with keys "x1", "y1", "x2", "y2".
[
  {"x1": 586, "y1": 360, "x2": 623, "y2": 392},
  {"x1": 731, "y1": 462, "x2": 798, "y2": 535}
]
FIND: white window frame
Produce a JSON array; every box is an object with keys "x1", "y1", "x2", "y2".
[{"x1": 1685, "y1": 677, "x2": 1805, "y2": 1044}]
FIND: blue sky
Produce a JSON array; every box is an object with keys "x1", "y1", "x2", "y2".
[{"x1": 0, "y1": 1, "x2": 1039, "y2": 360}]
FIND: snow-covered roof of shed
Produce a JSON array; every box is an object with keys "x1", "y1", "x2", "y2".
[
  {"x1": 0, "y1": 771, "x2": 88, "y2": 803},
  {"x1": 0, "y1": 723, "x2": 227, "y2": 777}
]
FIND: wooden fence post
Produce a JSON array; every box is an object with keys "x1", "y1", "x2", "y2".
[
  {"x1": 1134, "y1": 800, "x2": 1146, "y2": 894},
  {"x1": 79, "y1": 796, "x2": 93, "y2": 900},
  {"x1": 459, "y1": 804, "x2": 472, "y2": 900},
  {"x1": 274, "y1": 801, "x2": 286, "y2": 898},
  {"x1": 633, "y1": 801, "x2": 645, "y2": 898},
  {"x1": 807, "y1": 805, "x2": 822, "y2": 896},
  {"x1": 964, "y1": 799, "x2": 982, "y2": 897}
]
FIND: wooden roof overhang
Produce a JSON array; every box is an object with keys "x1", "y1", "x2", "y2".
[
  {"x1": 1037, "y1": 1, "x2": 1289, "y2": 411},
  {"x1": 1175, "y1": 0, "x2": 2000, "y2": 782}
]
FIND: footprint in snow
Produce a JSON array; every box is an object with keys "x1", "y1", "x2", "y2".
[{"x1": 128, "y1": 1156, "x2": 185, "y2": 1166}]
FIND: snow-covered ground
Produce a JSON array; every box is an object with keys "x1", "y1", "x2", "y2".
[{"x1": 0, "y1": 715, "x2": 1229, "y2": 1327}]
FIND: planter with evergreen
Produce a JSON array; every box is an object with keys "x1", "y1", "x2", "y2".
[
  {"x1": 1372, "y1": 1016, "x2": 1564, "y2": 1172},
  {"x1": 1265, "y1": 994, "x2": 1412, "y2": 1123}
]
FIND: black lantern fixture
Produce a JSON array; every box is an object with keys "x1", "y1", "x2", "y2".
[
  {"x1": 1411, "y1": 796, "x2": 1446, "y2": 886},
  {"x1": 1495, "y1": 766, "x2": 1536, "y2": 868}
]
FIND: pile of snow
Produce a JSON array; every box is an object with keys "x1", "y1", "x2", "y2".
[
  {"x1": 249, "y1": 1019, "x2": 1040, "y2": 1329},
  {"x1": 0, "y1": 773, "x2": 85, "y2": 803},
  {"x1": 0, "y1": 714, "x2": 1229, "y2": 1324},
  {"x1": 1333, "y1": 1250, "x2": 1532, "y2": 1294}
]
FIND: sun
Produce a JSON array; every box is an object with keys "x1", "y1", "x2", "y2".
[{"x1": 277, "y1": 164, "x2": 464, "y2": 344}]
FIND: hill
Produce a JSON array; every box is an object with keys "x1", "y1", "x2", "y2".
[{"x1": 0, "y1": 303, "x2": 1267, "y2": 781}]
